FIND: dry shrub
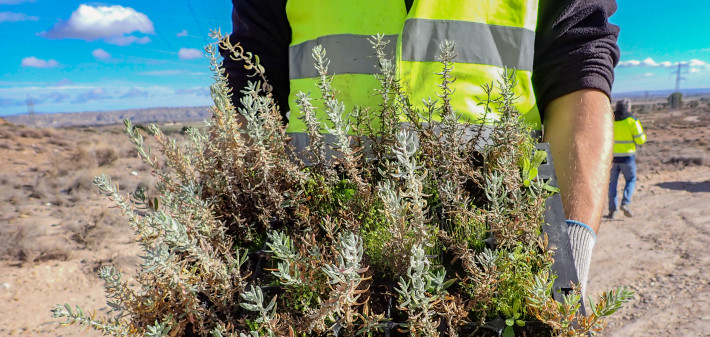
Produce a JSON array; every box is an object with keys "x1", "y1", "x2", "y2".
[
  {"x1": 0, "y1": 127, "x2": 14, "y2": 139},
  {"x1": 94, "y1": 147, "x2": 119, "y2": 167},
  {"x1": 18, "y1": 128, "x2": 44, "y2": 139},
  {"x1": 122, "y1": 146, "x2": 139, "y2": 159},
  {"x1": 65, "y1": 170, "x2": 98, "y2": 195},
  {"x1": 46, "y1": 137, "x2": 71, "y2": 148},
  {"x1": 667, "y1": 156, "x2": 704, "y2": 167},
  {"x1": 68, "y1": 209, "x2": 114, "y2": 249},
  {"x1": 31, "y1": 246, "x2": 72, "y2": 263},
  {"x1": 47, "y1": 192, "x2": 66, "y2": 207},
  {"x1": 71, "y1": 147, "x2": 98, "y2": 169},
  {"x1": 27, "y1": 180, "x2": 50, "y2": 200},
  {"x1": 0, "y1": 223, "x2": 26, "y2": 261},
  {"x1": 39, "y1": 128, "x2": 56, "y2": 138},
  {"x1": 0, "y1": 223, "x2": 71, "y2": 263}
]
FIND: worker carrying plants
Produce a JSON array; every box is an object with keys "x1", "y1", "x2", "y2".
[
  {"x1": 607, "y1": 99, "x2": 646, "y2": 219},
  {"x1": 222, "y1": 0, "x2": 620, "y2": 297}
]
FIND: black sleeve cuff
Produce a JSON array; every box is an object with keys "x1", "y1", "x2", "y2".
[{"x1": 533, "y1": 0, "x2": 620, "y2": 121}]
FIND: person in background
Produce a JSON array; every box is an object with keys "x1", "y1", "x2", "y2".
[{"x1": 607, "y1": 99, "x2": 646, "y2": 219}]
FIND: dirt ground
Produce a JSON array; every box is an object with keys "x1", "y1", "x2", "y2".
[{"x1": 1, "y1": 105, "x2": 709, "y2": 336}]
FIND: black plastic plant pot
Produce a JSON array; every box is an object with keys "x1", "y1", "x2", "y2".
[
  {"x1": 457, "y1": 317, "x2": 552, "y2": 337},
  {"x1": 369, "y1": 277, "x2": 553, "y2": 337},
  {"x1": 374, "y1": 318, "x2": 552, "y2": 337}
]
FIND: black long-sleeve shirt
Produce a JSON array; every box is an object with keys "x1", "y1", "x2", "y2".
[{"x1": 221, "y1": 0, "x2": 620, "y2": 123}]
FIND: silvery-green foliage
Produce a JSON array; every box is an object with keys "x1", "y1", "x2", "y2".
[
  {"x1": 322, "y1": 231, "x2": 364, "y2": 284},
  {"x1": 239, "y1": 285, "x2": 278, "y2": 337},
  {"x1": 52, "y1": 30, "x2": 632, "y2": 337},
  {"x1": 145, "y1": 321, "x2": 171, "y2": 337},
  {"x1": 51, "y1": 303, "x2": 129, "y2": 337},
  {"x1": 266, "y1": 230, "x2": 298, "y2": 261},
  {"x1": 98, "y1": 265, "x2": 133, "y2": 317},
  {"x1": 377, "y1": 179, "x2": 405, "y2": 220},
  {"x1": 295, "y1": 91, "x2": 331, "y2": 176},
  {"x1": 238, "y1": 333, "x2": 259, "y2": 337},
  {"x1": 392, "y1": 130, "x2": 429, "y2": 239},
  {"x1": 266, "y1": 231, "x2": 302, "y2": 286},
  {"x1": 485, "y1": 171, "x2": 507, "y2": 212},
  {"x1": 397, "y1": 244, "x2": 442, "y2": 310},
  {"x1": 396, "y1": 244, "x2": 444, "y2": 336},
  {"x1": 239, "y1": 80, "x2": 274, "y2": 147},
  {"x1": 310, "y1": 44, "x2": 365, "y2": 190},
  {"x1": 240, "y1": 285, "x2": 277, "y2": 320}
]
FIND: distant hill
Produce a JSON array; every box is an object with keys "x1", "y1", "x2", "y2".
[
  {"x1": 5, "y1": 106, "x2": 212, "y2": 128},
  {"x1": 613, "y1": 88, "x2": 710, "y2": 101}
]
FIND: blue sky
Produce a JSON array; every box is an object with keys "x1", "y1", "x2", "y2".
[
  {"x1": 611, "y1": 0, "x2": 710, "y2": 96},
  {"x1": 0, "y1": 1, "x2": 230, "y2": 116},
  {"x1": 0, "y1": 1, "x2": 709, "y2": 116}
]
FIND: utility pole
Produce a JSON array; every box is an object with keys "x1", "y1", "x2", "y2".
[
  {"x1": 674, "y1": 62, "x2": 688, "y2": 93},
  {"x1": 668, "y1": 62, "x2": 688, "y2": 111},
  {"x1": 26, "y1": 94, "x2": 34, "y2": 115},
  {"x1": 26, "y1": 94, "x2": 35, "y2": 125}
]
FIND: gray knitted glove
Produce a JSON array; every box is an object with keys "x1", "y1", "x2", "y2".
[{"x1": 566, "y1": 220, "x2": 596, "y2": 299}]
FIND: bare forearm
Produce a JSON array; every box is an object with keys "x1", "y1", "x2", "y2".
[{"x1": 543, "y1": 89, "x2": 613, "y2": 233}]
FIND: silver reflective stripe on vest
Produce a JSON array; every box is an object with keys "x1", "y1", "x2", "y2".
[
  {"x1": 401, "y1": 18, "x2": 535, "y2": 71},
  {"x1": 289, "y1": 132, "x2": 374, "y2": 165},
  {"x1": 289, "y1": 34, "x2": 398, "y2": 79},
  {"x1": 614, "y1": 140, "x2": 635, "y2": 144},
  {"x1": 633, "y1": 133, "x2": 645, "y2": 138},
  {"x1": 289, "y1": 124, "x2": 542, "y2": 164}
]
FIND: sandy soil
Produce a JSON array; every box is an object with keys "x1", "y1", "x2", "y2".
[{"x1": 1, "y1": 105, "x2": 709, "y2": 336}]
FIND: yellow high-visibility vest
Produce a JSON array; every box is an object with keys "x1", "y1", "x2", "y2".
[
  {"x1": 285, "y1": 0, "x2": 541, "y2": 144},
  {"x1": 613, "y1": 117, "x2": 646, "y2": 156}
]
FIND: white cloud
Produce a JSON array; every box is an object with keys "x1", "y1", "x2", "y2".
[
  {"x1": 0, "y1": 12, "x2": 38, "y2": 22},
  {"x1": 641, "y1": 58, "x2": 659, "y2": 67},
  {"x1": 104, "y1": 35, "x2": 151, "y2": 46},
  {"x1": 618, "y1": 57, "x2": 709, "y2": 69},
  {"x1": 72, "y1": 88, "x2": 108, "y2": 103},
  {"x1": 687, "y1": 59, "x2": 706, "y2": 67},
  {"x1": 92, "y1": 48, "x2": 111, "y2": 60},
  {"x1": 43, "y1": 5, "x2": 154, "y2": 46},
  {"x1": 643, "y1": 72, "x2": 654, "y2": 77},
  {"x1": 21, "y1": 56, "x2": 59, "y2": 68},
  {"x1": 120, "y1": 87, "x2": 149, "y2": 98},
  {"x1": 175, "y1": 87, "x2": 209, "y2": 97},
  {"x1": 690, "y1": 68, "x2": 701, "y2": 73},
  {"x1": 177, "y1": 29, "x2": 188, "y2": 37},
  {"x1": 40, "y1": 92, "x2": 69, "y2": 104},
  {"x1": 618, "y1": 60, "x2": 640, "y2": 67},
  {"x1": 178, "y1": 48, "x2": 202, "y2": 60},
  {"x1": 138, "y1": 69, "x2": 204, "y2": 76}
]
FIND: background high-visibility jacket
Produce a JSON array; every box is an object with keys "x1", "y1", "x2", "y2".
[
  {"x1": 223, "y1": 0, "x2": 620, "y2": 127},
  {"x1": 613, "y1": 115, "x2": 646, "y2": 157}
]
